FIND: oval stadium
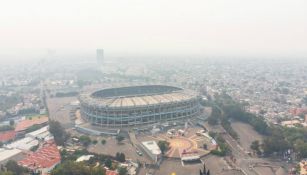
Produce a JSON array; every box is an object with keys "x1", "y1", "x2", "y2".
[{"x1": 79, "y1": 85, "x2": 201, "y2": 128}]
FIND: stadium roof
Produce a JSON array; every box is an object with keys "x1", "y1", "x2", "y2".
[{"x1": 80, "y1": 85, "x2": 198, "y2": 108}]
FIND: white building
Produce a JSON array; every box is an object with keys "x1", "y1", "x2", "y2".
[
  {"x1": 25, "y1": 126, "x2": 54, "y2": 141},
  {"x1": 141, "y1": 141, "x2": 161, "y2": 163},
  {"x1": 0, "y1": 148, "x2": 24, "y2": 165},
  {"x1": 6, "y1": 137, "x2": 39, "y2": 151},
  {"x1": 76, "y1": 155, "x2": 94, "y2": 162}
]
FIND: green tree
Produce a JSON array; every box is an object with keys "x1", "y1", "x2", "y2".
[
  {"x1": 101, "y1": 139, "x2": 106, "y2": 145},
  {"x1": 250, "y1": 140, "x2": 261, "y2": 155},
  {"x1": 51, "y1": 161, "x2": 105, "y2": 175},
  {"x1": 158, "y1": 140, "x2": 170, "y2": 155},
  {"x1": 0, "y1": 125, "x2": 14, "y2": 132},
  {"x1": 115, "y1": 152, "x2": 126, "y2": 162},
  {"x1": 118, "y1": 167, "x2": 128, "y2": 175},
  {"x1": 92, "y1": 140, "x2": 98, "y2": 145},
  {"x1": 207, "y1": 116, "x2": 218, "y2": 125},
  {"x1": 5, "y1": 160, "x2": 27, "y2": 175},
  {"x1": 262, "y1": 128, "x2": 290, "y2": 155},
  {"x1": 49, "y1": 120, "x2": 68, "y2": 146},
  {"x1": 0, "y1": 171, "x2": 14, "y2": 175},
  {"x1": 104, "y1": 158, "x2": 112, "y2": 169},
  {"x1": 79, "y1": 135, "x2": 92, "y2": 147},
  {"x1": 9, "y1": 120, "x2": 14, "y2": 126},
  {"x1": 294, "y1": 139, "x2": 307, "y2": 158}
]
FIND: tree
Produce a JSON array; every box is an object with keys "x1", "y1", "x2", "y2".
[
  {"x1": 51, "y1": 161, "x2": 105, "y2": 175},
  {"x1": 115, "y1": 152, "x2": 126, "y2": 162},
  {"x1": 104, "y1": 158, "x2": 112, "y2": 168},
  {"x1": 294, "y1": 139, "x2": 307, "y2": 159},
  {"x1": 250, "y1": 140, "x2": 261, "y2": 155},
  {"x1": 158, "y1": 140, "x2": 170, "y2": 155},
  {"x1": 118, "y1": 167, "x2": 128, "y2": 175},
  {"x1": 0, "y1": 171, "x2": 14, "y2": 175},
  {"x1": 116, "y1": 135, "x2": 125, "y2": 144},
  {"x1": 5, "y1": 160, "x2": 27, "y2": 175},
  {"x1": 207, "y1": 116, "x2": 218, "y2": 125},
  {"x1": 0, "y1": 125, "x2": 14, "y2": 132},
  {"x1": 0, "y1": 141, "x2": 3, "y2": 147},
  {"x1": 49, "y1": 120, "x2": 68, "y2": 146},
  {"x1": 101, "y1": 139, "x2": 106, "y2": 145},
  {"x1": 9, "y1": 120, "x2": 14, "y2": 126},
  {"x1": 207, "y1": 106, "x2": 222, "y2": 125},
  {"x1": 262, "y1": 128, "x2": 290, "y2": 155},
  {"x1": 92, "y1": 140, "x2": 98, "y2": 145},
  {"x1": 79, "y1": 135, "x2": 92, "y2": 147}
]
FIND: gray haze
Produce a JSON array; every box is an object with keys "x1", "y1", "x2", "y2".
[{"x1": 0, "y1": 0, "x2": 307, "y2": 63}]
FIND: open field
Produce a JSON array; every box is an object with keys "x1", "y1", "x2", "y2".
[
  {"x1": 231, "y1": 121, "x2": 264, "y2": 152},
  {"x1": 46, "y1": 97, "x2": 77, "y2": 128}
]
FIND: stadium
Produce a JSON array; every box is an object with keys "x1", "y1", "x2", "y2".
[{"x1": 79, "y1": 85, "x2": 201, "y2": 128}]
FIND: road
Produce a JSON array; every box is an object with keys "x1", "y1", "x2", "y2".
[{"x1": 206, "y1": 124, "x2": 287, "y2": 175}]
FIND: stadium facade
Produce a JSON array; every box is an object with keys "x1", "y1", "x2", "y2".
[{"x1": 79, "y1": 85, "x2": 201, "y2": 128}]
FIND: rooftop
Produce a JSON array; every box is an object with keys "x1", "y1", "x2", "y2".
[
  {"x1": 6, "y1": 137, "x2": 39, "y2": 151},
  {"x1": 15, "y1": 116, "x2": 48, "y2": 132},
  {"x1": 80, "y1": 87, "x2": 198, "y2": 108},
  {"x1": 76, "y1": 155, "x2": 94, "y2": 162},
  {"x1": 106, "y1": 169, "x2": 119, "y2": 175},
  {"x1": 0, "y1": 148, "x2": 22, "y2": 162},
  {"x1": 18, "y1": 140, "x2": 61, "y2": 170},
  {"x1": 142, "y1": 141, "x2": 161, "y2": 155},
  {"x1": 0, "y1": 130, "x2": 16, "y2": 142}
]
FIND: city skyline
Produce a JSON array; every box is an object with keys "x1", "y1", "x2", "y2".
[{"x1": 0, "y1": 0, "x2": 307, "y2": 63}]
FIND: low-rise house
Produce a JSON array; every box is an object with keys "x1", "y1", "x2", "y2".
[
  {"x1": 106, "y1": 169, "x2": 119, "y2": 175},
  {"x1": 15, "y1": 116, "x2": 48, "y2": 137},
  {"x1": 0, "y1": 130, "x2": 16, "y2": 143},
  {"x1": 300, "y1": 159, "x2": 307, "y2": 175},
  {"x1": 18, "y1": 140, "x2": 61, "y2": 175}
]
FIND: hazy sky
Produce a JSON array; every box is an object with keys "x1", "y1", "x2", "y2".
[{"x1": 0, "y1": 0, "x2": 307, "y2": 61}]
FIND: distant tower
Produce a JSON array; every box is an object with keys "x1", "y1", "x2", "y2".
[{"x1": 96, "y1": 49, "x2": 104, "y2": 67}]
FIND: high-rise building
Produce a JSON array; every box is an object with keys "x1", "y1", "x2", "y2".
[{"x1": 96, "y1": 49, "x2": 104, "y2": 66}]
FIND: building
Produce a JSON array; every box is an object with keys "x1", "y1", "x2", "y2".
[
  {"x1": 0, "y1": 130, "x2": 16, "y2": 143},
  {"x1": 79, "y1": 85, "x2": 201, "y2": 128},
  {"x1": 6, "y1": 137, "x2": 39, "y2": 151},
  {"x1": 25, "y1": 126, "x2": 53, "y2": 141},
  {"x1": 106, "y1": 169, "x2": 118, "y2": 175},
  {"x1": 14, "y1": 116, "x2": 48, "y2": 137},
  {"x1": 97, "y1": 49, "x2": 104, "y2": 66},
  {"x1": 0, "y1": 148, "x2": 24, "y2": 165},
  {"x1": 300, "y1": 159, "x2": 307, "y2": 175},
  {"x1": 141, "y1": 141, "x2": 161, "y2": 163},
  {"x1": 76, "y1": 155, "x2": 94, "y2": 162},
  {"x1": 18, "y1": 140, "x2": 61, "y2": 174}
]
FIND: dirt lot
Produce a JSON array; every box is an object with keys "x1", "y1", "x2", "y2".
[
  {"x1": 231, "y1": 121, "x2": 263, "y2": 152},
  {"x1": 46, "y1": 97, "x2": 77, "y2": 128}
]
